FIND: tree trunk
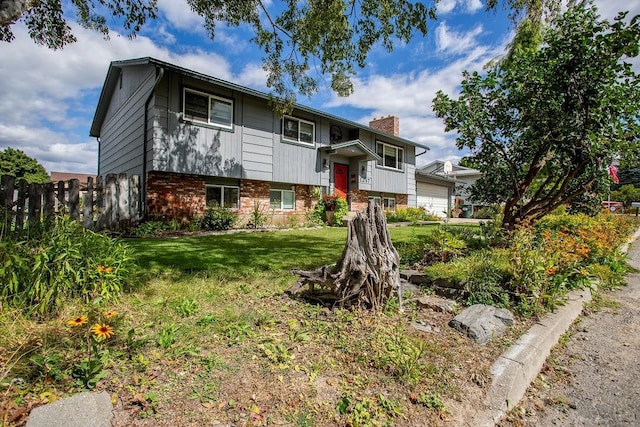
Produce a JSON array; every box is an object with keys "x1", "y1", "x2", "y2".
[{"x1": 288, "y1": 201, "x2": 402, "y2": 310}]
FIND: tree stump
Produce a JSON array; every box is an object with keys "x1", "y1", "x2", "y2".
[{"x1": 289, "y1": 201, "x2": 402, "y2": 310}]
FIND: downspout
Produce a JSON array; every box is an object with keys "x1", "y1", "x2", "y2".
[{"x1": 142, "y1": 66, "x2": 165, "y2": 220}]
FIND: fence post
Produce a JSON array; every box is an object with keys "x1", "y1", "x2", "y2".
[
  {"x1": 57, "y1": 180, "x2": 66, "y2": 214},
  {"x1": 84, "y1": 177, "x2": 94, "y2": 229},
  {"x1": 129, "y1": 175, "x2": 141, "y2": 225},
  {"x1": 28, "y1": 183, "x2": 42, "y2": 227},
  {"x1": 16, "y1": 180, "x2": 27, "y2": 231},
  {"x1": 96, "y1": 176, "x2": 106, "y2": 230},
  {"x1": 118, "y1": 173, "x2": 130, "y2": 228},
  {"x1": 68, "y1": 179, "x2": 80, "y2": 220},
  {"x1": 44, "y1": 182, "x2": 56, "y2": 221},
  {"x1": 1, "y1": 175, "x2": 15, "y2": 234},
  {"x1": 105, "y1": 174, "x2": 118, "y2": 229}
]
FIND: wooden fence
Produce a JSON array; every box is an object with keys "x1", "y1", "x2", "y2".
[{"x1": 0, "y1": 174, "x2": 142, "y2": 232}]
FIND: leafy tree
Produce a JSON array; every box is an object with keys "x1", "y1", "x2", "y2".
[
  {"x1": 616, "y1": 167, "x2": 640, "y2": 188},
  {"x1": 1, "y1": 0, "x2": 436, "y2": 110},
  {"x1": 610, "y1": 184, "x2": 640, "y2": 207},
  {"x1": 0, "y1": 147, "x2": 49, "y2": 184},
  {"x1": 1, "y1": 0, "x2": 562, "y2": 111},
  {"x1": 457, "y1": 156, "x2": 479, "y2": 170},
  {"x1": 433, "y1": 2, "x2": 640, "y2": 229}
]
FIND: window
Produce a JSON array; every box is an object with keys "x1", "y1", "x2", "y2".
[
  {"x1": 282, "y1": 116, "x2": 315, "y2": 145},
  {"x1": 376, "y1": 142, "x2": 404, "y2": 171},
  {"x1": 270, "y1": 189, "x2": 295, "y2": 210},
  {"x1": 206, "y1": 185, "x2": 239, "y2": 209},
  {"x1": 183, "y1": 88, "x2": 233, "y2": 129},
  {"x1": 383, "y1": 197, "x2": 396, "y2": 211},
  {"x1": 368, "y1": 196, "x2": 381, "y2": 206}
]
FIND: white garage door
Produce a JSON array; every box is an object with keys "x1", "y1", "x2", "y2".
[{"x1": 416, "y1": 182, "x2": 450, "y2": 218}]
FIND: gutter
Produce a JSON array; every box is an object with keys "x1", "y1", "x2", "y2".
[{"x1": 142, "y1": 66, "x2": 165, "y2": 220}]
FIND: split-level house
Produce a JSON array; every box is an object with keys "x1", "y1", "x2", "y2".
[{"x1": 90, "y1": 57, "x2": 429, "y2": 224}]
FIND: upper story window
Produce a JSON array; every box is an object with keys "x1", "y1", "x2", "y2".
[
  {"x1": 376, "y1": 141, "x2": 404, "y2": 171},
  {"x1": 183, "y1": 88, "x2": 233, "y2": 129},
  {"x1": 282, "y1": 116, "x2": 315, "y2": 145}
]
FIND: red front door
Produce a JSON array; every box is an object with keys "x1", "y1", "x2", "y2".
[{"x1": 334, "y1": 163, "x2": 348, "y2": 199}]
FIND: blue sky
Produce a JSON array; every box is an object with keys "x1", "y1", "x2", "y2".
[{"x1": 0, "y1": 0, "x2": 636, "y2": 174}]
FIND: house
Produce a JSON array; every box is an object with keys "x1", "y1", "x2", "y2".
[
  {"x1": 90, "y1": 57, "x2": 429, "y2": 224},
  {"x1": 417, "y1": 160, "x2": 483, "y2": 217},
  {"x1": 50, "y1": 172, "x2": 97, "y2": 191}
]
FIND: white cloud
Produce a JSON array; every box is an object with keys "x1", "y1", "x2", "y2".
[
  {"x1": 436, "y1": 23, "x2": 484, "y2": 55},
  {"x1": 324, "y1": 34, "x2": 509, "y2": 163},
  {"x1": 0, "y1": 22, "x2": 262, "y2": 174},
  {"x1": 156, "y1": 0, "x2": 205, "y2": 32},
  {"x1": 438, "y1": 0, "x2": 483, "y2": 15}
]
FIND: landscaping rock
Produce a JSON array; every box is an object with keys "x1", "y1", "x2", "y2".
[
  {"x1": 415, "y1": 295, "x2": 458, "y2": 314},
  {"x1": 26, "y1": 391, "x2": 112, "y2": 427},
  {"x1": 449, "y1": 304, "x2": 515, "y2": 344},
  {"x1": 400, "y1": 270, "x2": 431, "y2": 285},
  {"x1": 411, "y1": 321, "x2": 441, "y2": 334}
]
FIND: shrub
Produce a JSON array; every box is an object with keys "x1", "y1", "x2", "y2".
[
  {"x1": 0, "y1": 216, "x2": 135, "y2": 316},
  {"x1": 199, "y1": 205, "x2": 237, "y2": 231},
  {"x1": 472, "y1": 205, "x2": 501, "y2": 219},
  {"x1": 386, "y1": 207, "x2": 439, "y2": 223}
]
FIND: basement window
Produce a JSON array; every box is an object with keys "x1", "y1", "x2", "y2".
[{"x1": 206, "y1": 185, "x2": 239, "y2": 209}]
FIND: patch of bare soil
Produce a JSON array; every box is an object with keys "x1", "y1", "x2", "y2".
[{"x1": 104, "y1": 300, "x2": 520, "y2": 426}]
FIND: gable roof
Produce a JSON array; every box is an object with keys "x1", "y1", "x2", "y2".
[
  {"x1": 318, "y1": 139, "x2": 380, "y2": 162},
  {"x1": 90, "y1": 57, "x2": 429, "y2": 150},
  {"x1": 419, "y1": 160, "x2": 481, "y2": 177}
]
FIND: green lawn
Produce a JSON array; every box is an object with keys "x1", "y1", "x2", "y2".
[{"x1": 126, "y1": 224, "x2": 445, "y2": 276}]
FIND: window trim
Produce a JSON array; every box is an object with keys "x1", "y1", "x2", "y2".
[
  {"x1": 183, "y1": 88, "x2": 234, "y2": 130},
  {"x1": 383, "y1": 197, "x2": 396, "y2": 211},
  {"x1": 205, "y1": 184, "x2": 240, "y2": 209},
  {"x1": 270, "y1": 189, "x2": 296, "y2": 210},
  {"x1": 282, "y1": 116, "x2": 316, "y2": 146},
  {"x1": 376, "y1": 141, "x2": 404, "y2": 171}
]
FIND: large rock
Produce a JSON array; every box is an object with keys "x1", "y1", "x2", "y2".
[
  {"x1": 26, "y1": 391, "x2": 113, "y2": 427},
  {"x1": 449, "y1": 304, "x2": 515, "y2": 344}
]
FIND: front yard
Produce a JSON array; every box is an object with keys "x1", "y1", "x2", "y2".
[{"x1": 1, "y1": 215, "x2": 637, "y2": 426}]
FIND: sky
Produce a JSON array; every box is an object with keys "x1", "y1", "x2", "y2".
[{"x1": 0, "y1": 0, "x2": 637, "y2": 174}]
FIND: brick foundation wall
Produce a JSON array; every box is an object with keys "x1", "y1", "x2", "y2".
[
  {"x1": 146, "y1": 173, "x2": 319, "y2": 227},
  {"x1": 396, "y1": 193, "x2": 408, "y2": 208},
  {"x1": 240, "y1": 179, "x2": 270, "y2": 213},
  {"x1": 349, "y1": 189, "x2": 369, "y2": 213},
  {"x1": 295, "y1": 185, "x2": 316, "y2": 211},
  {"x1": 146, "y1": 172, "x2": 206, "y2": 221}
]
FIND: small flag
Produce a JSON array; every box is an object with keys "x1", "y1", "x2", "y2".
[{"x1": 608, "y1": 164, "x2": 620, "y2": 184}]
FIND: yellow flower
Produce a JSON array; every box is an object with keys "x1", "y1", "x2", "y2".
[
  {"x1": 67, "y1": 315, "x2": 88, "y2": 327},
  {"x1": 97, "y1": 265, "x2": 106, "y2": 273},
  {"x1": 104, "y1": 267, "x2": 113, "y2": 273},
  {"x1": 97, "y1": 265, "x2": 113, "y2": 274},
  {"x1": 104, "y1": 311, "x2": 118, "y2": 318},
  {"x1": 91, "y1": 323, "x2": 114, "y2": 339},
  {"x1": 545, "y1": 267, "x2": 557, "y2": 275}
]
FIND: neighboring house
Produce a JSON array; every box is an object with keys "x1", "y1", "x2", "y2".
[
  {"x1": 417, "y1": 160, "x2": 483, "y2": 217},
  {"x1": 415, "y1": 169, "x2": 456, "y2": 218},
  {"x1": 50, "y1": 172, "x2": 97, "y2": 191},
  {"x1": 90, "y1": 57, "x2": 429, "y2": 224}
]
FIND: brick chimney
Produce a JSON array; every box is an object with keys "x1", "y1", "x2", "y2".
[{"x1": 369, "y1": 115, "x2": 399, "y2": 137}]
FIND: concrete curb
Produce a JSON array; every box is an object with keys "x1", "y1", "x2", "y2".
[{"x1": 470, "y1": 224, "x2": 640, "y2": 427}]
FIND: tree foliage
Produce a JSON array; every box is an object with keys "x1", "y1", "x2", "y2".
[
  {"x1": 433, "y1": 1, "x2": 640, "y2": 228},
  {"x1": 0, "y1": 0, "x2": 436, "y2": 108},
  {"x1": 0, "y1": 147, "x2": 49, "y2": 184}
]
